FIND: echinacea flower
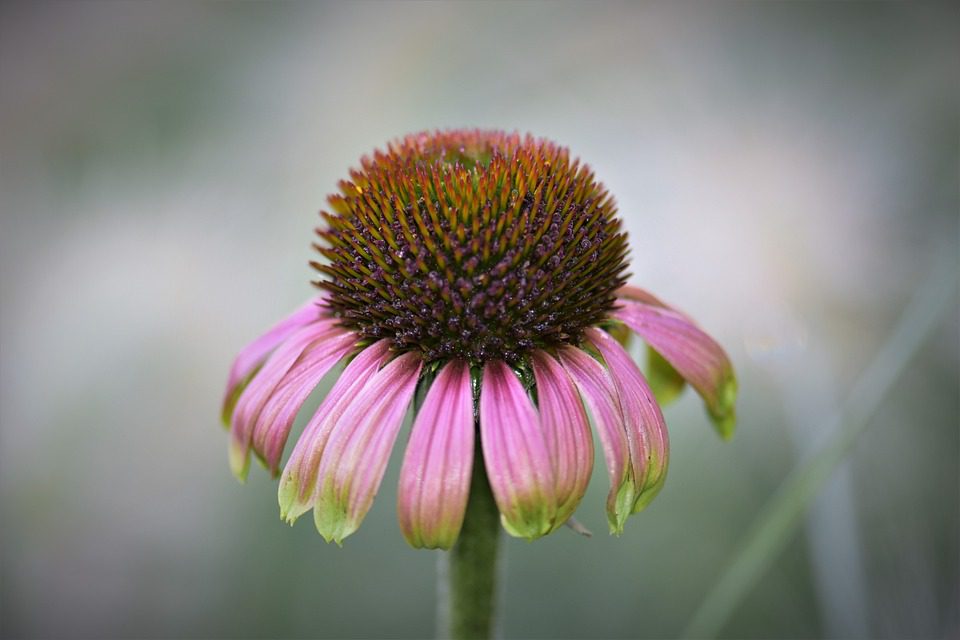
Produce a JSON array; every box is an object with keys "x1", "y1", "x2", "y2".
[{"x1": 221, "y1": 129, "x2": 736, "y2": 549}]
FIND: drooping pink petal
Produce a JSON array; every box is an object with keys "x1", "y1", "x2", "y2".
[
  {"x1": 615, "y1": 284, "x2": 669, "y2": 308},
  {"x1": 278, "y1": 340, "x2": 393, "y2": 524},
  {"x1": 479, "y1": 360, "x2": 557, "y2": 540},
  {"x1": 557, "y1": 346, "x2": 636, "y2": 533},
  {"x1": 228, "y1": 319, "x2": 347, "y2": 480},
  {"x1": 612, "y1": 296, "x2": 737, "y2": 438},
  {"x1": 312, "y1": 352, "x2": 422, "y2": 544},
  {"x1": 222, "y1": 298, "x2": 325, "y2": 424},
  {"x1": 531, "y1": 350, "x2": 593, "y2": 527},
  {"x1": 397, "y1": 360, "x2": 474, "y2": 550},
  {"x1": 250, "y1": 330, "x2": 357, "y2": 475},
  {"x1": 587, "y1": 328, "x2": 669, "y2": 513},
  {"x1": 615, "y1": 286, "x2": 688, "y2": 404}
]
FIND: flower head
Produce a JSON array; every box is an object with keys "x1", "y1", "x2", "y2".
[{"x1": 222, "y1": 129, "x2": 736, "y2": 548}]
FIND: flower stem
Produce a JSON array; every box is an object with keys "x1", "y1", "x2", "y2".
[{"x1": 448, "y1": 448, "x2": 501, "y2": 640}]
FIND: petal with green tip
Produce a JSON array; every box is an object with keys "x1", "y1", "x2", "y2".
[
  {"x1": 613, "y1": 297, "x2": 737, "y2": 439},
  {"x1": 278, "y1": 340, "x2": 393, "y2": 523},
  {"x1": 479, "y1": 360, "x2": 557, "y2": 540},
  {"x1": 228, "y1": 320, "x2": 347, "y2": 481},
  {"x1": 251, "y1": 331, "x2": 356, "y2": 475},
  {"x1": 531, "y1": 350, "x2": 594, "y2": 528},
  {"x1": 556, "y1": 346, "x2": 635, "y2": 533},
  {"x1": 312, "y1": 352, "x2": 422, "y2": 544},
  {"x1": 397, "y1": 360, "x2": 474, "y2": 549},
  {"x1": 587, "y1": 328, "x2": 669, "y2": 515}
]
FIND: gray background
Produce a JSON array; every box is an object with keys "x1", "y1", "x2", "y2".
[{"x1": 1, "y1": 2, "x2": 957, "y2": 638}]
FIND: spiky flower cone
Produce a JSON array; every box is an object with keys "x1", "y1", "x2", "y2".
[{"x1": 222, "y1": 129, "x2": 737, "y2": 547}]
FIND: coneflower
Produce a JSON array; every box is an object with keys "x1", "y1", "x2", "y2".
[{"x1": 221, "y1": 129, "x2": 736, "y2": 637}]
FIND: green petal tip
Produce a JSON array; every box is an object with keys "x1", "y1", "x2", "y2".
[{"x1": 708, "y1": 374, "x2": 738, "y2": 440}]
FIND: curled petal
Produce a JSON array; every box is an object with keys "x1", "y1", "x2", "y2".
[
  {"x1": 398, "y1": 360, "x2": 474, "y2": 549},
  {"x1": 251, "y1": 331, "x2": 357, "y2": 474},
  {"x1": 587, "y1": 328, "x2": 669, "y2": 513},
  {"x1": 613, "y1": 297, "x2": 737, "y2": 438},
  {"x1": 222, "y1": 299, "x2": 325, "y2": 424},
  {"x1": 313, "y1": 352, "x2": 422, "y2": 544},
  {"x1": 557, "y1": 346, "x2": 635, "y2": 533},
  {"x1": 531, "y1": 350, "x2": 593, "y2": 527},
  {"x1": 278, "y1": 340, "x2": 393, "y2": 524},
  {"x1": 229, "y1": 320, "x2": 347, "y2": 480},
  {"x1": 480, "y1": 360, "x2": 557, "y2": 540}
]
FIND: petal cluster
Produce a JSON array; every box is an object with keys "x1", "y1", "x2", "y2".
[
  {"x1": 222, "y1": 286, "x2": 735, "y2": 547},
  {"x1": 220, "y1": 129, "x2": 736, "y2": 548}
]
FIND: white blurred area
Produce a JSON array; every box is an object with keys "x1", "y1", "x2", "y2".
[{"x1": 1, "y1": 2, "x2": 957, "y2": 638}]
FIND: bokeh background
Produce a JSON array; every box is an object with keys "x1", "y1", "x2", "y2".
[{"x1": 1, "y1": 2, "x2": 957, "y2": 638}]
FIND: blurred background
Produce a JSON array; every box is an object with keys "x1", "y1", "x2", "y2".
[{"x1": 1, "y1": 2, "x2": 957, "y2": 638}]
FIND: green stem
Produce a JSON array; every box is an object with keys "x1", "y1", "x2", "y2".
[{"x1": 448, "y1": 448, "x2": 501, "y2": 640}]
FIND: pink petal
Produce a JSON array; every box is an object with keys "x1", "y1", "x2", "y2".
[
  {"x1": 587, "y1": 328, "x2": 669, "y2": 513},
  {"x1": 222, "y1": 298, "x2": 326, "y2": 423},
  {"x1": 278, "y1": 340, "x2": 393, "y2": 523},
  {"x1": 557, "y1": 346, "x2": 635, "y2": 532},
  {"x1": 615, "y1": 284, "x2": 669, "y2": 308},
  {"x1": 615, "y1": 285, "x2": 693, "y2": 404},
  {"x1": 612, "y1": 296, "x2": 737, "y2": 438},
  {"x1": 228, "y1": 319, "x2": 346, "y2": 480},
  {"x1": 479, "y1": 360, "x2": 557, "y2": 540},
  {"x1": 250, "y1": 330, "x2": 357, "y2": 475},
  {"x1": 531, "y1": 350, "x2": 594, "y2": 526},
  {"x1": 312, "y1": 352, "x2": 422, "y2": 544},
  {"x1": 397, "y1": 360, "x2": 475, "y2": 549}
]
